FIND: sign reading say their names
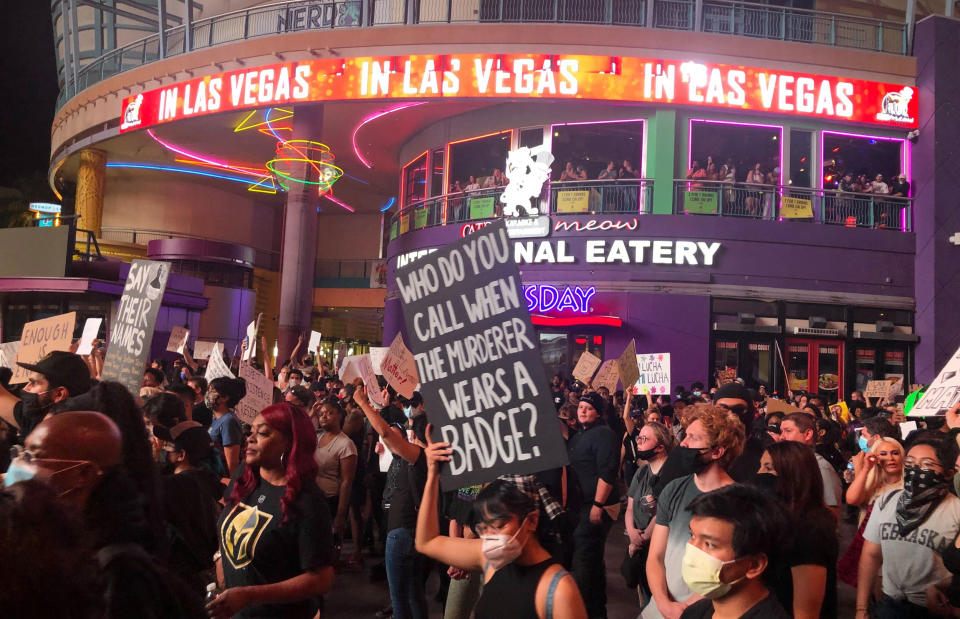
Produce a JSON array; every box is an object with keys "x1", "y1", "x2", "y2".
[
  {"x1": 572, "y1": 351, "x2": 602, "y2": 384},
  {"x1": 380, "y1": 333, "x2": 420, "y2": 399},
  {"x1": 236, "y1": 362, "x2": 275, "y2": 424},
  {"x1": 395, "y1": 219, "x2": 568, "y2": 490},
  {"x1": 11, "y1": 312, "x2": 77, "y2": 385},
  {"x1": 909, "y1": 345, "x2": 960, "y2": 417},
  {"x1": 101, "y1": 260, "x2": 170, "y2": 396}
]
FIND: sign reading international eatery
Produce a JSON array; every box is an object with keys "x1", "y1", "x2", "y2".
[
  {"x1": 101, "y1": 260, "x2": 171, "y2": 397},
  {"x1": 119, "y1": 54, "x2": 918, "y2": 132},
  {"x1": 395, "y1": 219, "x2": 568, "y2": 489}
]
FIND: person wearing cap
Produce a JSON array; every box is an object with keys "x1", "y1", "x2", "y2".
[
  {"x1": 891, "y1": 174, "x2": 910, "y2": 197},
  {"x1": 567, "y1": 390, "x2": 621, "y2": 619},
  {"x1": 713, "y1": 382, "x2": 772, "y2": 483},
  {"x1": 0, "y1": 350, "x2": 92, "y2": 439},
  {"x1": 157, "y1": 420, "x2": 222, "y2": 593}
]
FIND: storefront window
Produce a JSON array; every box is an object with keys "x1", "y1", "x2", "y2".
[
  {"x1": 520, "y1": 127, "x2": 545, "y2": 149},
  {"x1": 431, "y1": 148, "x2": 445, "y2": 197},
  {"x1": 714, "y1": 341, "x2": 738, "y2": 372},
  {"x1": 855, "y1": 348, "x2": 875, "y2": 391},
  {"x1": 447, "y1": 131, "x2": 511, "y2": 190},
  {"x1": 821, "y1": 132, "x2": 906, "y2": 192},
  {"x1": 788, "y1": 344, "x2": 809, "y2": 392},
  {"x1": 790, "y1": 129, "x2": 812, "y2": 187},
  {"x1": 551, "y1": 120, "x2": 644, "y2": 180},
  {"x1": 748, "y1": 343, "x2": 772, "y2": 388},
  {"x1": 689, "y1": 119, "x2": 781, "y2": 184},
  {"x1": 402, "y1": 152, "x2": 427, "y2": 207},
  {"x1": 540, "y1": 333, "x2": 568, "y2": 381},
  {"x1": 817, "y1": 344, "x2": 841, "y2": 401}
]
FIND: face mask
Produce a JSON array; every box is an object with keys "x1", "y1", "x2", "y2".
[
  {"x1": 673, "y1": 446, "x2": 712, "y2": 476},
  {"x1": 903, "y1": 464, "x2": 946, "y2": 495},
  {"x1": 204, "y1": 392, "x2": 219, "y2": 410},
  {"x1": 681, "y1": 542, "x2": 747, "y2": 600},
  {"x1": 4, "y1": 460, "x2": 37, "y2": 487},
  {"x1": 288, "y1": 379, "x2": 300, "y2": 389},
  {"x1": 20, "y1": 390, "x2": 53, "y2": 420},
  {"x1": 753, "y1": 472, "x2": 779, "y2": 495},
  {"x1": 858, "y1": 436, "x2": 870, "y2": 453},
  {"x1": 636, "y1": 445, "x2": 659, "y2": 460},
  {"x1": 403, "y1": 406, "x2": 413, "y2": 418},
  {"x1": 481, "y1": 516, "x2": 530, "y2": 571},
  {"x1": 693, "y1": 391, "x2": 702, "y2": 396}
]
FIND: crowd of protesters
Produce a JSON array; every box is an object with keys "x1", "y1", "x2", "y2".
[{"x1": 1, "y1": 333, "x2": 960, "y2": 619}]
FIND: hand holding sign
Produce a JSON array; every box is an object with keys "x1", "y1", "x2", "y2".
[
  {"x1": 166, "y1": 326, "x2": 190, "y2": 354},
  {"x1": 76, "y1": 318, "x2": 103, "y2": 355},
  {"x1": 617, "y1": 340, "x2": 640, "y2": 395},
  {"x1": 11, "y1": 312, "x2": 77, "y2": 385},
  {"x1": 572, "y1": 351, "x2": 602, "y2": 384},
  {"x1": 381, "y1": 333, "x2": 420, "y2": 399},
  {"x1": 909, "y1": 347, "x2": 960, "y2": 417}
]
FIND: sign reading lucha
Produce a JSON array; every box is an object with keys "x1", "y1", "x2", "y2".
[{"x1": 119, "y1": 53, "x2": 919, "y2": 132}]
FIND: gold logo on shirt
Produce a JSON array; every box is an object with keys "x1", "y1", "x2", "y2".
[{"x1": 220, "y1": 503, "x2": 273, "y2": 569}]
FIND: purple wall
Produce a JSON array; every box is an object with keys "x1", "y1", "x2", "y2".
[{"x1": 913, "y1": 16, "x2": 960, "y2": 382}]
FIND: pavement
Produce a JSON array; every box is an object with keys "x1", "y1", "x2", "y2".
[{"x1": 324, "y1": 517, "x2": 859, "y2": 618}]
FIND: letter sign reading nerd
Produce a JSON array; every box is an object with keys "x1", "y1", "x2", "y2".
[{"x1": 119, "y1": 54, "x2": 918, "y2": 132}]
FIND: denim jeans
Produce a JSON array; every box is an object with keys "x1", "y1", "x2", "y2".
[
  {"x1": 385, "y1": 527, "x2": 428, "y2": 619},
  {"x1": 874, "y1": 594, "x2": 937, "y2": 619},
  {"x1": 572, "y1": 506, "x2": 614, "y2": 619}
]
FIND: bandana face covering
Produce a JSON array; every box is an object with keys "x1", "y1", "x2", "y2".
[{"x1": 896, "y1": 464, "x2": 949, "y2": 536}]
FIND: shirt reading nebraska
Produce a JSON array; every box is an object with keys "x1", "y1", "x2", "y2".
[{"x1": 119, "y1": 54, "x2": 918, "y2": 131}]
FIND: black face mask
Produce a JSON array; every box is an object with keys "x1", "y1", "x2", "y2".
[
  {"x1": 752, "y1": 472, "x2": 779, "y2": 495},
  {"x1": 20, "y1": 390, "x2": 54, "y2": 421},
  {"x1": 636, "y1": 445, "x2": 660, "y2": 461},
  {"x1": 673, "y1": 446, "x2": 712, "y2": 475}
]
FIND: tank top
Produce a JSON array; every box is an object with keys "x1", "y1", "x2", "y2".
[{"x1": 474, "y1": 558, "x2": 560, "y2": 619}]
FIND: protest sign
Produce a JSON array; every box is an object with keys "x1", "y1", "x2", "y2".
[
  {"x1": 76, "y1": 318, "x2": 103, "y2": 355},
  {"x1": 684, "y1": 190, "x2": 718, "y2": 214},
  {"x1": 11, "y1": 312, "x2": 77, "y2": 385},
  {"x1": 335, "y1": 342, "x2": 347, "y2": 370},
  {"x1": 236, "y1": 362, "x2": 275, "y2": 424},
  {"x1": 357, "y1": 354, "x2": 386, "y2": 407},
  {"x1": 369, "y1": 347, "x2": 388, "y2": 374},
  {"x1": 636, "y1": 353, "x2": 671, "y2": 395},
  {"x1": 0, "y1": 341, "x2": 20, "y2": 370},
  {"x1": 780, "y1": 196, "x2": 814, "y2": 219},
  {"x1": 166, "y1": 326, "x2": 190, "y2": 354},
  {"x1": 395, "y1": 219, "x2": 568, "y2": 489},
  {"x1": 555, "y1": 191, "x2": 589, "y2": 214},
  {"x1": 899, "y1": 420, "x2": 918, "y2": 440},
  {"x1": 193, "y1": 341, "x2": 219, "y2": 359},
  {"x1": 617, "y1": 340, "x2": 640, "y2": 395},
  {"x1": 593, "y1": 360, "x2": 619, "y2": 393},
  {"x1": 909, "y1": 345, "x2": 960, "y2": 417},
  {"x1": 865, "y1": 380, "x2": 892, "y2": 399},
  {"x1": 205, "y1": 343, "x2": 235, "y2": 381},
  {"x1": 338, "y1": 355, "x2": 363, "y2": 383},
  {"x1": 764, "y1": 398, "x2": 804, "y2": 415},
  {"x1": 572, "y1": 351, "x2": 602, "y2": 384},
  {"x1": 381, "y1": 333, "x2": 419, "y2": 399},
  {"x1": 241, "y1": 314, "x2": 262, "y2": 362},
  {"x1": 469, "y1": 196, "x2": 495, "y2": 219},
  {"x1": 308, "y1": 330, "x2": 323, "y2": 352},
  {"x1": 101, "y1": 260, "x2": 170, "y2": 396}
]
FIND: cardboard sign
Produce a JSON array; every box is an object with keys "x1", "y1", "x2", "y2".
[
  {"x1": 764, "y1": 398, "x2": 804, "y2": 415},
  {"x1": 636, "y1": 353, "x2": 671, "y2": 395},
  {"x1": 357, "y1": 354, "x2": 386, "y2": 407},
  {"x1": 11, "y1": 312, "x2": 78, "y2": 385},
  {"x1": 572, "y1": 351, "x2": 602, "y2": 384},
  {"x1": 205, "y1": 343, "x2": 235, "y2": 381},
  {"x1": 780, "y1": 196, "x2": 814, "y2": 219},
  {"x1": 0, "y1": 341, "x2": 20, "y2": 370},
  {"x1": 555, "y1": 190, "x2": 589, "y2": 214},
  {"x1": 101, "y1": 260, "x2": 170, "y2": 396},
  {"x1": 338, "y1": 355, "x2": 363, "y2": 383},
  {"x1": 593, "y1": 360, "x2": 620, "y2": 393},
  {"x1": 684, "y1": 190, "x2": 719, "y2": 214},
  {"x1": 395, "y1": 219, "x2": 568, "y2": 489},
  {"x1": 193, "y1": 341, "x2": 219, "y2": 359},
  {"x1": 469, "y1": 196, "x2": 495, "y2": 219},
  {"x1": 236, "y1": 362, "x2": 275, "y2": 424},
  {"x1": 166, "y1": 326, "x2": 190, "y2": 354},
  {"x1": 865, "y1": 380, "x2": 893, "y2": 399},
  {"x1": 381, "y1": 333, "x2": 420, "y2": 399},
  {"x1": 308, "y1": 330, "x2": 323, "y2": 352},
  {"x1": 617, "y1": 339, "x2": 640, "y2": 394},
  {"x1": 76, "y1": 318, "x2": 103, "y2": 355},
  {"x1": 369, "y1": 347, "x2": 389, "y2": 374},
  {"x1": 909, "y1": 345, "x2": 960, "y2": 417}
]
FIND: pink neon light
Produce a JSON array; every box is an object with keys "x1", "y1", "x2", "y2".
[
  {"x1": 148, "y1": 129, "x2": 265, "y2": 178},
  {"x1": 689, "y1": 119, "x2": 784, "y2": 186},
  {"x1": 352, "y1": 103, "x2": 427, "y2": 169},
  {"x1": 323, "y1": 194, "x2": 356, "y2": 213}
]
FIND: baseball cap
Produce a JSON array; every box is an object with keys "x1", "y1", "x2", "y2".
[
  {"x1": 16, "y1": 351, "x2": 92, "y2": 396},
  {"x1": 713, "y1": 382, "x2": 752, "y2": 403}
]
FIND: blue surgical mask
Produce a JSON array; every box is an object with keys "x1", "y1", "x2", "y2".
[
  {"x1": 4, "y1": 461, "x2": 37, "y2": 487},
  {"x1": 858, "y1": 435, "x2": 870, "y2": 453},
  {"x1": 403, "y1": 406, "x2": 413, "y2": 418}
]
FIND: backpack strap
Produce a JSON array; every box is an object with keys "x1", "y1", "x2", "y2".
[{"x1": 546, "y1": 567, "x2": 569, "y2": 619}]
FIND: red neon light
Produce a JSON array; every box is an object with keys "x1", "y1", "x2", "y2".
[
  {"x1": 119, "y1": 54, "x2": 918, "y2": 133},
  {"x1": 574, "y1": 337, "x2": 587, "y2": 344},
  {"x1": 530, "y1": 315, "x2": 623, "y2": 328},
  {"x1": 593, "y1": 336, "x2": 603, "y2": 345}
]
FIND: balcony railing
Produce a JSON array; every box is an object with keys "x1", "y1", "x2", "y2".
[
  {"x1": 389, "y1": 178, "x2": 654, "y2": 236},
  {"x1": 56, "y1": 0, "x2": 908, "y2": 109},
  {"x1": 98, "y1": 227, "x2": 281, "y2": 270},
  {"x1": 671, "y1": 180, "x2": 912, "y2": 231}
]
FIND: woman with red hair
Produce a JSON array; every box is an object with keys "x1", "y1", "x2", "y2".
[{"x1": 208, "y1": 403, "x2": 335, "y2": 619}]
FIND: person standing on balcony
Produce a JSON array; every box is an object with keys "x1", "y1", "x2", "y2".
[
  {"x1": 464, "y1": 176, "x2": 480, "y2": 192},
  {"x1": 745, "y1": 163, "x2": 765, "y2": 217},
  {"x1": 598, "y1": 161, "x2": 617, "y2": 180},
  {"x1": 560, "y1": 161, "x2": 578, "y2": 181},
  {"x1": 891, "y1": 174, "x2": 910, "y2": 197},
  {"x1": 870, "y1": 174, "x2": 890, "y2": 194},
  {"x1": 620, "y1": 160, "x2": 640, "y2": 179}
]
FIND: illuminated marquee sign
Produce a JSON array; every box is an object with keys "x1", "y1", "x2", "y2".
[
  {"x1": 523, "y1": 285, "x2": 596, "y2": 314},
  {"x1": 119, "y1": 54, "x2": 918, "y2": 132}
]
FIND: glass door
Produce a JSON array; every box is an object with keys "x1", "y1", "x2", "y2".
[{"x1": 786, "y1": 338, "x2": 845, "y2": 402}]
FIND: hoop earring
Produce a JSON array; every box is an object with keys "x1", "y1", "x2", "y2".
[{"x1": 280, "y1": 452, "x2": 288, "y2": 469}]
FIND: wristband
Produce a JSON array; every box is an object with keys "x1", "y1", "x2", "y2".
[{"x1": 593, "y1": 500, "x2": 604, "y2": 508}]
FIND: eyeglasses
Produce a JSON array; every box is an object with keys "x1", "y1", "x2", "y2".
[
  {"x1": 9, "y1": 445, "x2": 96, "y2": 469},
  {"x1": 904, "y1": 457, "x2": 943, "y2": 471},
  {"x1": 637, "y1": 435, "x2": 656, "y2": 443}
]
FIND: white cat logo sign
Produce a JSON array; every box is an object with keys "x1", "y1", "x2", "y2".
[
  {"x1": 876, "y1": 87, "x2": 915, "y2": 124},
  {"x1": 120, "y1": 94, "x2": 144, "y2": 131}
]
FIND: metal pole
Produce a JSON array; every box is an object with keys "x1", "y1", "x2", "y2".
[
  {"x1": 948, "y1": 0, "x2": 955, "y2": 18},
  {"x1": 158, "y1": 0, "x2": 167, "y2": 59},
  {"x1": 69, "y1": 0, "x2": 81, "y2": 90},
  {"x1": 645, "y1": 0, "x2": 654, "y2": 27},
  {"x1": 60, "y1": 1, "x2": 73, "y2": 98},
  {"x1": 694, "y1": 0, "x2": 703, "y2": 31},
  {"x1": 185, "y1": 0, "x2": 194, "y2": 51},
  {"x1": 906, "y1": 0, "x2": 916, "y2": 52}
]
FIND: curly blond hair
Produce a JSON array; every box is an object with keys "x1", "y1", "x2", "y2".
[{"x1": 685, "y1": 402, "x2": 745, "y2": 470}]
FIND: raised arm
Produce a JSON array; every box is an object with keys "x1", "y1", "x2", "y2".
[
  {"x1": 288, "y1": 333, "x2": 304, "y2": 367},
  {"x1": 261, "y1": 335, "x2": 273, "y2": 382},
  {"x1": 352, "y1": 379, "x2": 420, "y2": 464}
]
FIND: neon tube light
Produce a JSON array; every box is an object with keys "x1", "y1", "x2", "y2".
[
  {"x1": 106, "y1": 162, "x2": 259, "y2": 185},
  {"x1": 323, "y1": 194, "x2": 356, "y2": 213},
  {"x1": 352, "y1": 103, "x2": 426, "y2": 169},
  {"x1": 380, "y1": 197, "x2": 396, "y2": 212},
  {"x1": 148, "y1": 129, "x2": 265, "y2": 178},
  {"x1": 689, "y1": 118, "x2": 784, "y2": 187},
  {"x1": 530, "y1": 315, "x2": 623, "y2": 328}
]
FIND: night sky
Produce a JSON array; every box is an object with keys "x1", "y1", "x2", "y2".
[{"x1": 0, "y1": 3, "x2": 57, "y2": 188}]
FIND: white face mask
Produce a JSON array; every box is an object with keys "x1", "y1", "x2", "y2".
[
  {"x1": 680, "y1": 543, "x2": 747, "y2": 600},
  {"x1": 288, "y1": 379, "x2": 300, "y2": 389},
  {"x1": 481, "y1": 515, "x2": 530, "y2": 571}
]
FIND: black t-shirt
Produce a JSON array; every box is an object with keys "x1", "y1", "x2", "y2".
[
  {"x1": 162, "y1": 469, "x2": 222, "y2": 586},
  {"x1": 680, "y1": 591, "x2": 790, "y2": 619},
  {"x1": 385, "y1": 449, "x2": 427, "y2": 531},
  {"x1": 219, "y1": 477, "x2": 334, "y2": 618},
  {"x1": 192, "y1": 402, "x2": 213, "y2": 428},
  {"x1": 768, "y1": 508, "x2": 838, "y2": 619},
  {"x1": 567, "y1": 423, "x2": 620, "y2": 511}
]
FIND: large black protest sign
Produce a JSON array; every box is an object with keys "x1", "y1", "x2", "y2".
[
  {"x1": 395, "y1": 219, "x2": 568, "y2": 490},
  {"x1": 102, "y1": 260, "x2": 171, "y2": 397}
]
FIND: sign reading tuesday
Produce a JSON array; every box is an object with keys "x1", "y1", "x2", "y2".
[{"x1": 120, "y1": 53, "x2": 918, "y2": 132}]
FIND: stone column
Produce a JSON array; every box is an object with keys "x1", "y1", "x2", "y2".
[
  {"x1": 75, "y1": 148, "x2": 106, "y2": 237},
  {"x1": 913, "y1": 15, "x2": 960, "y2": 381},
  {"x1": 277, "y1": 107, "x2": 323, "y2": 363}
]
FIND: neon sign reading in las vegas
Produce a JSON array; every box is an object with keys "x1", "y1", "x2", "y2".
[{"x1": 523, "y1": 285, "x2": 596, "y2": 314}]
